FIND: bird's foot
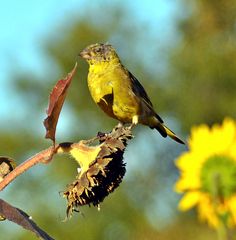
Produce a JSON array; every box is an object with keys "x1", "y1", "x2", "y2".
[
  {"x1": 128, "y1": 123, "x2": 136, "y2": 130},
  {"x1": 97, "y1": 131, "x2": 106, "y2": 138}
]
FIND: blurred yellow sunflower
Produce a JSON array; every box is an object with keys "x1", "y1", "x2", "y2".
[{"x1": 175, "y1": 118, "x2": 236, "y2": 228}]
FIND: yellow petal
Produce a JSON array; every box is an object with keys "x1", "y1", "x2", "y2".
[
  {"x1": 69, "y1": 142, "x2": 102, "y2": 174},
  {"x1": 178, "y1": 191, "x2": 200, "y2": 211},
  {"x1": 189, "y1": 124, "x2": 210, "y2": 152},
  {"x1": 175, "y1": 173, "x2": 201, "y2": 192},
  {"x1": 197, "y1": 194, "x2": 219, "y2": 228},
  {"x1": 228, "y1": 196, "x2": 236, "y2": 224},
  {"x1": 210, "y1": 118, "x2": 236, "y2": 154}
]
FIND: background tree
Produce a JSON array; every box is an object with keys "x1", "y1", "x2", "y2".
[{"x1": 165, "y1": 0, "x2": 236, "y2": 130}]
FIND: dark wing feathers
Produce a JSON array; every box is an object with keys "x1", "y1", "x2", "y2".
[
  {"x1": 128, "y1": 70, "x2": 164, "y2": 123},
  {"x1": 128, "y1": 71, "x2": 153, "y2": 106}
]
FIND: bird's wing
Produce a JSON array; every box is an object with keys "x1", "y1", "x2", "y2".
[
  {"x1": 127, "y1": 70, "x2": 164, "y2": 123},
  {"x1": 128, "y1": 71, "x2": 153, "y2": 106}
]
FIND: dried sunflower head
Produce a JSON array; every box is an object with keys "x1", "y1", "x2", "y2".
[
  {"x1": 0, "y1": 156, "x2": 16, "y2": 181},
  {"x1": 60, "y1": 125, "x2": 132, "y2": 218},
  {"x1": 0, "y1": 156, "x2": 16, "y2": 221}
]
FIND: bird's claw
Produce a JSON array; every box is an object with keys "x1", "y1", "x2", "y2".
[{"x1": 128, "y1": 123, "x2": 136, "y2": 130}]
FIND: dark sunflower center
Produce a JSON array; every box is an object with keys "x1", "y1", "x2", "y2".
[{"x1": 200, "y1": 155, "x2": 236, "y2": 198}]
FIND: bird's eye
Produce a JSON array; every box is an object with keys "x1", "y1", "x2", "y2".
[{"x1": 96, "y1": 48, "x2": 101, "y2": 53}]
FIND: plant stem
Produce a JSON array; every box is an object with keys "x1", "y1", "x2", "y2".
[
  {"x1": 217, "y1": 218, "x2": 228, "y2": 240},
  {"x1": 212, "y1": 173, "x2": 229, "y2": 240},
  {"x1": 0, "y1": 146, "x2": 56, "y2": 191}
]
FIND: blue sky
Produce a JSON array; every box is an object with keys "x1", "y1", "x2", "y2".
[{"x1": 0, "y1": 0, "x2": 180, "y2": 126}]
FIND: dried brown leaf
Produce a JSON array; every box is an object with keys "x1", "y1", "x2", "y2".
[
  {"x1": 0, "y1": 199, "x2": 54, "y2": 240},
  {"x1": 43, "y1": 63, "x2": 77, "y2": 143}
]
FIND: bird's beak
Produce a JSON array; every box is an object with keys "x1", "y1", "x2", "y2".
[{"x1": 79, "y1": 48, "x2": 91, "y2": 60}]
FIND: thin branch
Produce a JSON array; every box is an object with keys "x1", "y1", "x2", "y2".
[{"x1": 0, "y1": 146, "x2": 57, "y2": 191}]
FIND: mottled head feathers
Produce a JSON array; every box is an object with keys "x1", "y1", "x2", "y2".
[{"x1": 80, "y1": 43, "x2": 119, "y2": 64}]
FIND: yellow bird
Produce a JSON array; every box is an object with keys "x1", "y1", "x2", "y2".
[{"x1": 80, "y1": 43, "x2": 184, "y2": 144}]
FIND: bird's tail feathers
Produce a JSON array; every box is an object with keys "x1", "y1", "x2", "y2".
[
  {"x1": 154, "y1": 123, "x2": 167, "y2": 137},
  {"x1": 154, "y1": 123, "x2": 185, "y2": 144},
  {"x1": 163, "y1": 125, "x2": 185, "y2": 144}
]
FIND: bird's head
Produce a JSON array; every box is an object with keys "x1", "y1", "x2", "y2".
[{"x1": 79, "y1": 43, "x2": 119, "y2": 65}]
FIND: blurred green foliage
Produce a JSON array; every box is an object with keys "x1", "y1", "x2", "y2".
[
  {"x1": 165, "y1": 0, "x2": 236, "y2": 130},
  {"x1": 1, "y1": 1, "x2": 236, "y2": 239}
]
